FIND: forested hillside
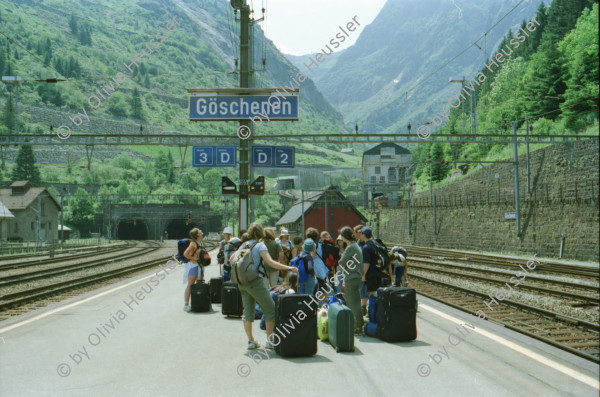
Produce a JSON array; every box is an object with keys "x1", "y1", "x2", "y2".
[{"x1": 409, "y1": 0, "x2": 598, "y2": 190}]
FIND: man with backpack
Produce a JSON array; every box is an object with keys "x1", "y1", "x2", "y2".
[
  {"x1": 359, "y1": 227, "x2": 381, "y2": 312},
  {"x1": 391, "y1": 246, "x2": 409, "y2": 286}
]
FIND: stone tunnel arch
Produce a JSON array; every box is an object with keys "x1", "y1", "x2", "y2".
[
  {"x1": 116, "y1": 219, "x2": 149, "y2": 240},
  {"x1": 165, "y1": 219, "x2": 201, "y2": 240}
]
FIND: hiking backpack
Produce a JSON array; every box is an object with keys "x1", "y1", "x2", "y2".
[
  {"x1": 290, "y1": 254, "x2": 313, "y2": 283},
  {"x1": 370, "y1": 239, "x2": 391, "y2": 272},
  {"x1": 231, "y1": 242, "x2": 266, "y2": 285},
  {"x1": 320, "y1": 238, "x2": 340, "y2": 268},
  {"x1": 177, "y1": 239, "x2": 192, "y2": 263}
]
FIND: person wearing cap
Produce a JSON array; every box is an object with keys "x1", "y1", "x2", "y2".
[
  {"x1": 391, "y1": 246, "x2": 409, "y2": 286},
  {"x1": 277, "y1": 228, "x2": 293, "y2": 270},
  {"x1": 359, "y1": 226, "x2": 380, "y2": 307},
  {"x1": 218, "y1": 227, "x2": 232, "y2": 263},
  {"x1": 295, "y1": 238, "x2": 317, "y2": 295}
]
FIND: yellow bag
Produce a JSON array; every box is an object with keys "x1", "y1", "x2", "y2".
[{"x1": 317, "y1": 307, "x2": 329, "y2": 341}]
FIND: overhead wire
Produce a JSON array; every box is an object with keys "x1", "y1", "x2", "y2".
[
  {"x1": 0, "y1": 30, "x2": 67, "y2": 79},
  {"x1": 403, "y1": 0, "x2": 527, "y2": 97}
]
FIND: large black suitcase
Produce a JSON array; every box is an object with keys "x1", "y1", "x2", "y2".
[
  {"x1": 221, "y1": 281, "x2": 243, "y2": 317},
  {"x1": 274, "y1": 294, "x2": 317, "y2": 357},
  {"x1": 210, "y1": 277, "x2": 222, "y2": 303},
  {"x1": 190, "y1": 282, "x2": 211, "y2": 312},
  {"x1": 377, "y1": 286, "x2": 417, "y2": 342}
]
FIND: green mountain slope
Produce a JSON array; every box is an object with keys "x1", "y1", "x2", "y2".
[
  {"x1": 0, "y1": 0, "x2": 346, "y2": 138},
  {"x1": 307, "y1": 0, "x2": 541, "y2": 133}
]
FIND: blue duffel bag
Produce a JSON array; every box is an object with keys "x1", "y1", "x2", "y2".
[{"x1": 364, "y1": 322, "x2": 378, "y2": 337}]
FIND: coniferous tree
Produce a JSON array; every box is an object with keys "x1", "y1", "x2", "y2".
[
  {"x1": 2, "y1": 95, "x2": 14, "y2": 131},
  {"x1": 130, "y1": 88, "x2": 144, "y2": 120},
  {"x1": 69, "y1": 15, "x2": 78, "y2": 35},
  {"x1": 144, "y1": 75, "x2": 150, "y2": 88},
  {"x1": 12, "y1": 145, "x2": 41, "y2": 184},
  {"x1": 44, "y1": 52, "x2": 51, "y2": 67}
]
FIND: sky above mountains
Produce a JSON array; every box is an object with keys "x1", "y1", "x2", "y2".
[{"x1": 262, "y1": 0, "x2": 387, "y2": 55}]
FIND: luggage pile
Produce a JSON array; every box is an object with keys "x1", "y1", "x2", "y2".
[{"x1": 364, "y1": 286, "x2": 418, "y2": 342}]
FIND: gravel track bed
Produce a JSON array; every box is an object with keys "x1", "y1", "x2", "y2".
[
  {"x1": 1, "y1": 246, "x2": 152, "y2": 278},
  {"x1": 0, "y1": 245, "x2": 175, "y2": 297},
  {"x1": 418, "y1": 258, "x2": 600, "y2": 286},
  {"x1": 412, "y1": 269, "x2": 600, "y2": 324}
]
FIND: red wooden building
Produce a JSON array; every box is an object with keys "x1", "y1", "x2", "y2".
[{"x1": 276, "y1": 186, "x2": 367, "y2": 238}]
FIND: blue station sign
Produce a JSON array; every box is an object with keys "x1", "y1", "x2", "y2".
[
  {"x1": 193, "y1": 146, "x2": 237, "y2": 167},
  {"x1": 189, "y1": 95, "x2": 299, "y2": 121},
  {"x1": 252, "y1": 146, "x2": 295, "y2": 168}
]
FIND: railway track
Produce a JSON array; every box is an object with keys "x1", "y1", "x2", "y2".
[
  {"x1": 0, "y1": 246, "x2": 160, "y2": 288},
  {"x1": 0, "y1": 242, "x2": 136, "y2": 271},
  {"x1": 384, "y1": 244, "x2": 599, "y2": 363},
  {"x1": 411, "y1": 275, "x2": 599, "y2": 363},
  {"x1": 0, "y1": 241, "x2": 132, "y2": 262},
  {"x1": 409, "y1": 259, "x2": 599, "y2": 307},
  {"x1": 403, "y1": 245, "x2": 599, "y2": 279},
  {"x1": 0, "y1": 240, "x2": 218, "y2": 318}
]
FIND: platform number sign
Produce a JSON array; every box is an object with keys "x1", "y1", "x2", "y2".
[
  {"x1": 251, "y1": 146, "x2": 295, "y2": 168},
  {"x1": 193, "y1": 146, "x2": 236, "y2": 167}
]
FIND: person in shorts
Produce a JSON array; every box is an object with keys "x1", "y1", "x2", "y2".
[{"x1": 182, "y1": 228, "x2": 203, "y2": 312}]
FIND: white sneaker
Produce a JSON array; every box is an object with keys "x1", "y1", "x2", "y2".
[
  {"x1": 247, "y1": 340, "x2": 260, "y2": 350},
  {"x1": 183, "y1": 304, "x2": 191, "y2": 312},
  {"x1": 264, "y1": 339, "x2": 276, "y2": 350}
]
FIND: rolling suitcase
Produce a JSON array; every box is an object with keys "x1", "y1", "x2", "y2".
[
  {"x1": 328, "y1": 302, "x2": 354, "y2": 352},
  {"x1": 377, "y1": 286, "x2": 417, "y2": 342},
  {"x1": 274, "y1": 294, "x2": 317, "y2": 357},
  {"x1": 221, "y1": 281, "x2": 243, "y2": 317},
  {"x1": 210, "y1": 277, "x2": 223, "y2": 304},
  {"x1": 190, "y1": 282, "x2": 211, "y2": 312}
]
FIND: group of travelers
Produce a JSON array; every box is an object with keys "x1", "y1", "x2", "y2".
[{"x1": 181, "y1": 221, "x2": 410, "y2": 350}]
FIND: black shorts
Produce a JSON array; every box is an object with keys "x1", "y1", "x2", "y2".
[{"x1": 365, "y1": 275, "x2": 379, "y2": 292}]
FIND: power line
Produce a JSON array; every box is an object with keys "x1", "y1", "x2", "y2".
[
  {"x1": 404, "y1": 0, "x2": 527, "y2": 96},
  {"x1": 0, "y1": 30, "x2": 67, "y2": 79}
]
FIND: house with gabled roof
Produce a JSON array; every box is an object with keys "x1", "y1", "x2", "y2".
[
  {"x1": 0, "y1": 181, "x2": 61, "y2": 242},
  {"x1": 276, "y1": 186, "x2": 367, "y2": 238}
]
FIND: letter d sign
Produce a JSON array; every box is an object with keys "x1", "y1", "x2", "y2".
[
  {"x1": 258, "y1": 152, "x2": 268, "y2": 164},
  {"x1": 220, "y1": 152, "x2": 230, "y2": 163}
]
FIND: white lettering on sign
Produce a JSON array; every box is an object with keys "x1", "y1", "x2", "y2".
[
  {"x1": 239, "y1": 179, "x2": 249, "y2": 185},
  {"x1": 258, "y1": 152, "x2": 268, "y2": 164},
  {"x1": 199, "y1": 152, "x2": 208, "y2": 163},
  {"x1": 280, "y1": 153, "x2": 288, "y2": 164},
  {"x1": 220, "y1": 152, "x2": 230, "y2": 163}
]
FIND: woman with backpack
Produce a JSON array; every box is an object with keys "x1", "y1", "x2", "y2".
[
  {"x1": 182, "y1": 228, "x2": 203, "y2": 312},
  {"x1": 236, "y1": 222, "x2": 299, "y2": 350}
]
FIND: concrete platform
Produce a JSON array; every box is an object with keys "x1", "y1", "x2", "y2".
[{"x1": 1, "y1": 249, "x2": 598, "y2": 397}]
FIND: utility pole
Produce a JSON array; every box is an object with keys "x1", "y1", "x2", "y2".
[{"x1": 234, "y1": 0, "x2": 253, "y2": 231}]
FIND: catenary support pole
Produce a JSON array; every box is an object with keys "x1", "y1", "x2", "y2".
[{"x1": 513, "y1": 121, "x2": 521, "y2": 237}]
